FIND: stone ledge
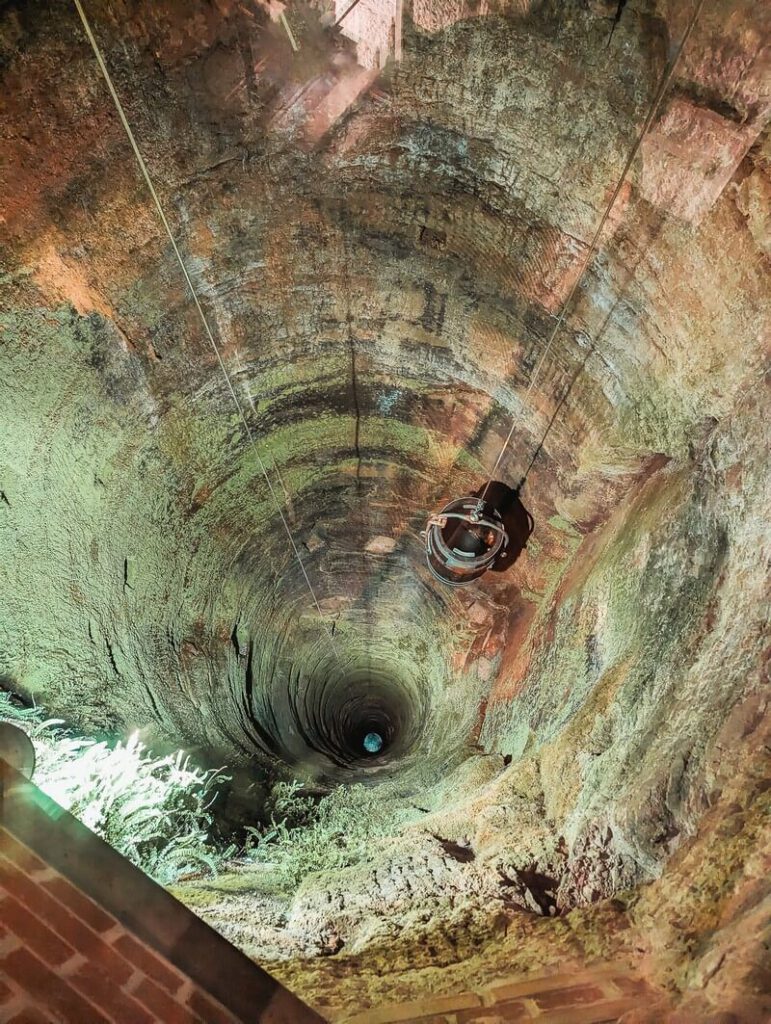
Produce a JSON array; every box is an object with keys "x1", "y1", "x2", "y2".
[
  {"x1": 640, "y1": 96, "x2": 765, "y2": 224},
  {"x1": 480, "y1": 965, "x2": 634, "y2": 1005},
  {"x1": 344, "y1": 991, "x2": 482, "y2": 1024},
  {"x1": 340, "y1": 964, "x2": 655, "y2": 1023}
]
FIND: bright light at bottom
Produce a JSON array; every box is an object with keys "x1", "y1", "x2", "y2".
[{"x1": 363, "y1": 732, "x2": 383, "y2": 754}]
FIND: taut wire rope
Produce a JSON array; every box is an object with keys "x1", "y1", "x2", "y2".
[
  {"x1": 478, "y1": 0, "x2": 706, "y2": 503},
  {"x1": 334, "y1": 0, "x2": 367, "y2": 29},
  {"x1": 73, "y1": 0, "x2": 341, "y2": 665}
]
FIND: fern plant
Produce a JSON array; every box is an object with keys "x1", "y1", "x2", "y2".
[
  {"x1": 0, "y1": 691, "x2": 229, "y2": 885},
  {"x1": 246, "y1": 780, "x2": 422, "y2": 889}
]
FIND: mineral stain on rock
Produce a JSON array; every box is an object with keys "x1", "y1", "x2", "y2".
[{"x1": 0, "y1": 0, "x2": 769, "y2": 1021}]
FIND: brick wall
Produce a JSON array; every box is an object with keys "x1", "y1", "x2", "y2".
[
  {"x1": 341, "y1": 964, "x2": 662, "y2": 1023},
  {"x1": 0, "y1": 756, "x2": 665, "y2": 1024},
  {"x1": 0, "y1": 760, "x2": 324, "y2": 1024}
]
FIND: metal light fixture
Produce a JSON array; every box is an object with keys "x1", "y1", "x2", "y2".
[
  {"x1": 0, "y1": 722, "x2": 36, "y2": 780},
  {"x1": 424, "y1": 496, "x2": 509, "y2": 587}
]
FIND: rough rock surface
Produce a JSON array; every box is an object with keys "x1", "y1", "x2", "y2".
[{"x1": 0, "y1": 0, "x2": 769, "y2": 1019}]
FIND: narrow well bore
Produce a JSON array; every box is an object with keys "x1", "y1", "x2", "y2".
[
  {"x1": 258, "y1": 655, "x2": 428, "y2": 778},
  {"x1": 363, "y1": 732, "x2": 383, "y2": 754}
]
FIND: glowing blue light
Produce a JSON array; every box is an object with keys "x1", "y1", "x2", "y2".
[{"x1": 363, "y1": 732, "x2": 383, "y2": 754}]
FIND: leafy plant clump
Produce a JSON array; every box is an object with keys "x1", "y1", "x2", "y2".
[
  {"x1": 0, "y1": 694, "x2": 438, "y2": 894},
  {"x1": 0, "y1": 691, "x2": 229, "y2": 885},
  {"x1": 245, "y1": 779, "x2": 421, "y2": 890}
]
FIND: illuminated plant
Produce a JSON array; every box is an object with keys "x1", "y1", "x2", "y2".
[{"x1": 0, "y1": 691, "x2": 229, "y2": 885}]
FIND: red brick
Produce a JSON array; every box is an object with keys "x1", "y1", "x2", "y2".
[
  {"x1": 188, "y1": 989, "x2": 239, "y2": 1024},
  {"x1": 0, "y1": 892, "x2": 76, "y2": 967},
  {"x1": 0, "y1": 974, "x2": 14, "y2": 1002},
  {"x1": 69, "y1": 960, "x2": 155, "y2": 1024},
  {"x1": 40, "y1": 876, "x2": 116, "y2": 934},
  {"x1": 611, "y1": 976, "x2": 651, "y2": 997},
  {"x1": 537, "y1": 999, "x2": 639, "y2": 1024},
  {"x1": 533, "y1": 984, "x2": 605, "y2": 1010},
  {"x1": 458, "y1": 1002, "x2": 530, "y2": 1022},
  {"x1": 133, "y1": 975, "x2": 201, "y2": 1023},
  {"x1": 6, "y1": 1007, "x2": 56, "y2": 1024},
  {"x1": 0, "y1": 855, "x2": 132, "y2": 985},
  {"x1": 112, "y1": 933, "x2": 185, "y2": 995},
  {"x1": 2, "y1": 947, "x2": 108, "y2": 1024},
  {"x1": 0, "y1": 832, "x2": 48, "y2": 878},
  {"x1": 0, "y1": 855, "x2": 45, "y2": 910},
  {"x1": 347, "y1": 993, "x2": 482, "y2": 1024}
]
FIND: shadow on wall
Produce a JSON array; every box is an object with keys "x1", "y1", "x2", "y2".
[{"x1": 475, "y1": 481, "x2": 534, "y2": 574}]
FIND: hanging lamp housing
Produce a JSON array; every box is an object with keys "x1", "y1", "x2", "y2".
[
  {"x1": 0, "y1": 722, "x2": 36, "y2": 780},
  {"x1": 424, "y1": 496, "x2": 509, "y2": 586}
]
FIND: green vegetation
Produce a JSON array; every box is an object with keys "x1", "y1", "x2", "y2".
[
  {"x1": 0, "y1": 691, "x2": 428, "y2": 895},
  {"x1": 0, "y1": 691, "x2": 230, "y2": 885},
  {"x1": 244, "y1": 779, "x2": 422, "y2": 891}
]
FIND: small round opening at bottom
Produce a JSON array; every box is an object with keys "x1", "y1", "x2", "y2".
[{"x1": 363, "y1": 732, "x2": 383, "y2": 754}]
